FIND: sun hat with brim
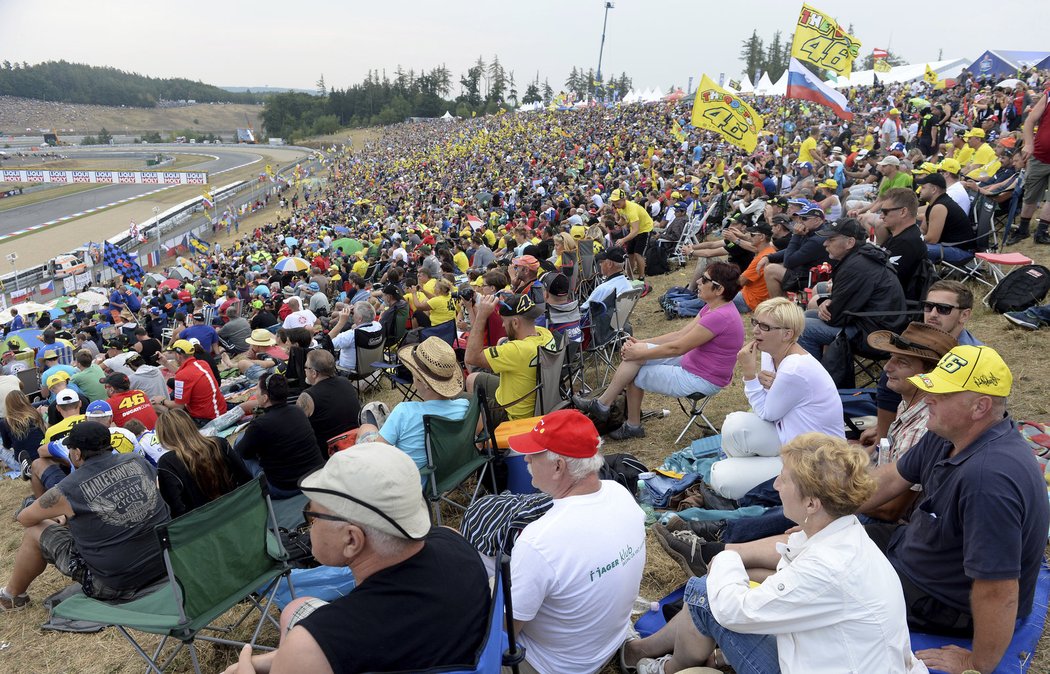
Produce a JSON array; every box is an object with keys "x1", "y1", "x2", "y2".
[
  {"x1": 907, "y1": 345, "x2": 1012, "y2": 397},
  {"x1": 508, "y1": 409, "x2": 600, "y2": 458},
  {"x1": 867, "y1": 322, "x2": 957, "y2": 364},
  {"x1": 397, "y1": 337, "x2": 464, "y2": 398},
  {"x1": 245, "y1": 329, "x2": 277, "y2": 347},
  {"x1": 299, "y1": 442, "x2": 431, "y2": 540}
]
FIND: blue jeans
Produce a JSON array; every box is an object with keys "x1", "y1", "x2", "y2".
[
  {"x1": 676, "y1": 292, "x2": 750, "y2": 316},
  {"x1": 243, "y1": 459, "x2": 303, "y2": 500},
  {"x1": 926, "y1": 243, "x2": 973, "y2": 265},
  {"x1": 798, "y1": 313, "x2": 858, "y2": 360},
  {"x1": 685, "y1": 576, "x2": 781, "y2": 674}
]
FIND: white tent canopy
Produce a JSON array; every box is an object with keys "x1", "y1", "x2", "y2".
[
  {"x1": 770, "y1": 73, "x2": 788, "y2": 96},
  {"x1": 830, "y1": 58, "x2": 969, "y2": 88},
  {"x1": 441, "y1": 110, "x2": 454, "y2": 120},
  {"x1": 753, "y1": 72, "x2": 775, "y2": 95},
  {"x1": 737, "y1": 75, "x2": 754, "y2": 93}
]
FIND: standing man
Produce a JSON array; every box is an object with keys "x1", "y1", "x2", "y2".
[
  {"x1": 151, "y1": 339, "x2": 226, "y2": 427},
  {"x1": 610, "y1": 188, "x2": 654, "y2": 283},
  {"x1": 1010, "y1": 88, "x2": 1050, "y2": 244},
  {"x1": 505, "y1": 410, "x2": 646, "y2": 674}
]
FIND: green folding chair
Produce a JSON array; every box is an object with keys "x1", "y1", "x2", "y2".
[
  {"x1": 421, "y1": 389, "x2": 497, "y2": 524},
  {"x1": 53, "y1": 476, "x2": 293, "y2": 674}
]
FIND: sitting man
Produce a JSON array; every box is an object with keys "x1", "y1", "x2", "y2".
[
  {"x1": 1, "y1": 421, "x2": 169, "y2": 610},
  {"x1": 798, "y1": 218, "x2": 907, "y2": 360},
  {"x1": 581, "y1": 246, "x2": 634, "y2": 309},
  {"x1": 152, "y1": 339, "x2": 227, "y2": 427},
  {"x1": 505, "y1": 410, "x2": 646, "y2": 673},
  {"x1": 298, "y1": 349, "x2": 360, "y2": 452},
  {"x1": 221, "y1": 329, "x2": 287, "y2": 381},
  {"x1": 223, "y1": 442, "x2": 490, "y2": 674},
  {"x1": 328, "y1": 302, "x2": 383, "y2": 373},
  {"x1": 465, "y1": 293, "x2": 557, "y2": 422},
  {"x1": 757, "y1": 201, "x2": 831, "y2": 298},
  {"x1": 918, "y1": 173, "x2": 979, "y2": 264}
]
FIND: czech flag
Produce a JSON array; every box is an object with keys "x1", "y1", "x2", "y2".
[{"x1": 786, "y1": 57, "x2": 854, "y2": 121}]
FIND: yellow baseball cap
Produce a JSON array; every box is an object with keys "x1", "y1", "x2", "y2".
[
  {"x1": 609, "y1": 188, "x2": 627, "y2": 201},
  {"x1": 570, "y1": 224, "x2": 587, "y2": 240},
  {"x1": 964, "y1": 127, "x2": 986, "y2": 139},
  {"x1": 46, "y1": 371, "x2": 71, "y2": 388},
  {"x1": 817, "y1": 178, "x2": 838, "y2": 189},
  {"x1": 908, "y1": 345, "x2": 1012, "y2": 397},
  {"x1": 912, "y1": 162, "x2": 940, "y2": 176},
  {"x1": 888, "y1": 108, "x2": 900, "y2": 115},
  {"x1": 937, "y1": 158, "x2": 961, "y2": 174},
  {"x1": 166, "y1": 339, "x2": 195, "y2": 355},
  {"x1": 670, "y1": 191, "x2": 682, "y2": 199}
]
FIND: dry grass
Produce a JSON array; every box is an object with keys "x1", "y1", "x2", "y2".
[
  {"x1": 0, "y1": 224, "x2": 1048, "y2": 672},
  {"x1": 0, "y1": 99, "x2": 264, "y2": 137}
]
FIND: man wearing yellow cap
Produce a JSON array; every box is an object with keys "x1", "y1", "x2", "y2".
[
  {"x1": 609, "y1": 188, "x2": 653, "y2": 282},
  {"x1": 959, "y1": 128, "x2": 996, "y2": 177},
  {"x1": 880, "y1": 108, "x2": 901, "y2": 149},
  {"x1": 936, "y1": 158, "x2": 970, "y2": 214},
  {"x1": 861, "y1": 346, "x2": 1049, "y2": 674}
]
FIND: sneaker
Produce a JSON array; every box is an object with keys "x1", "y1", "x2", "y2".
[
  {"x1": 0, "y1": 587, "x2": 30, "y2": 612},
  {"x1": 572, "y1": 395, "x2": 610, "y2": 422},
  {"x1": 359, "y1": 401, "x2": 391, "y2": 428},
  {"x1": 1035, "y1": 233, "x2": 1050, "y2": 245},
  {"x1": 1004, "y1": 311, "x2": 1040, "y2": 330},
  {"x1": 608, "y1": 422, "x2": 646, "y2": 440},
  {"x1": 618, "y1": 623, "x2": 642, "y2": 674},
  {"x1": 636, "y1": 655, "x2": 671, "y2": 674},
  {"x1": 686, "y1": 518, "x2": 727, "y2": 542},
  {"x1": 13, "y1": 495, "x2": 34, "y2": 522},
  {"x1": 1004, "y1": 231, "x2": 1030, "y2": 246},
  {"x1": 653, "y1": 523, "x2": 709, "y2": 577},
  {"x1": 17, "y1": 451, "x2": 31, "y2": 481}
]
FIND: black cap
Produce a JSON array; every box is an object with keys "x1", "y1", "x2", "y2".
[
  {"x1": 100, "y1": 372, "x2": 131, "y2": 390},
  {"x1": 545, "y1": 273, "x2": 571, "y2": 297},
  {"x1": 498, "y1": 293, "x2": 537, "y2": 317},
  {"x1": 916, "y1": 173, "x2": 947, "y2": 189},
  {"x1": 746, "y1": 222, "x2": 773, "y2": 236},
  {"x1": 767, "y1": 196, "x2": 788, "y2": 208},
  {"x1": 66, "y1": 421, "x2": 112, "y2": 453},
  {"x1": 191, "y1": 311, "x2": 205, "y2": 321},
  {"x1": 819, "y1": 219, "x2": 868, "y2": 240},
  {"x1": 596, "y1": 247, "x2": 627, "y2": 264},
  {"x1": 771, "y1": 214, "x2": 793, "y2": 227}
]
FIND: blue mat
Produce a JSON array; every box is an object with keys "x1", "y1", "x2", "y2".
[{"x1": 634, "y1": 563, "x2": 1050, "y2": 674}]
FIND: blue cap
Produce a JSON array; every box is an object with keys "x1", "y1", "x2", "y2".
[
  {"x1": 796, "y1": 161, "x2": 813, "y2": 170},
  {"x1": 788, "y1": 198, "x2": 811, "y2": 207},
  {"x1": 797, "y1": 202, "x2": 826, "y2": 218},
  {"x1": 85, "y1": 400, "x2": 113, "y2": 417},
  {"x1": 890, "y1": 142, "x2": 906, "y2": 152}
]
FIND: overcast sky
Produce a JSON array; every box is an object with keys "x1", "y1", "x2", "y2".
[{"x1": 1, "y1": 0, "x2": 1043, "y2": 92}]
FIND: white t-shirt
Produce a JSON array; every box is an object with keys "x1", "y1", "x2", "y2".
[
  {"x1": 743, "y1": 352, "x2": 844, "y2": 445},
  {"x1": 946, "y1": 181, "x2": 971, "y2": 214},
  {"x1": 511, "y1": 481, "x2": 646, "y2": 674},
  {"x1": 282, "y1": 309, "x2": 317, "y2": 330}
]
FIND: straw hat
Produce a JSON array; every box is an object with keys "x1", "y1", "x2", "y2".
[
  {"x1": 397, "y1": 337, "x2": 464, "y2": 398},
  {"x1": 245, "y1": 329, "x2": 277, "y2": 347}
]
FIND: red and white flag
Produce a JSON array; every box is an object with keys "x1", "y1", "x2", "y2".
[{"x1": 872, "y1": 48, "x2": 889, "y2": 60}]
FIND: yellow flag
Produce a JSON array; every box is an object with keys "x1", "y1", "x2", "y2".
[
  {"x1": 671, "y1": 120, "x2": 686, "y2": 143},
  {"x1": 873, "y1": 59, "x2": 892, "y2": 73},
  {"x1": 690, "y1": 74, "x2": 763, "y2": 153},
  {"x1": 791, "y1": 3, "x2": 861, "y2": 78},
  {"x1": 924, "y1": 64, "x2": 939, "y2": 85}
]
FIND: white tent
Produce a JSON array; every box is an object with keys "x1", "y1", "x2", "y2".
[
  {"x1": 737, "y1": 76, "x2": 754, "y2": 94},
  {"x1": 441, "y1": 110, "x2": 454, "y2": 120},
  {"x1": 753, "y1": 72, "x2": 775, "y2": 95},
  {"x1": 830, "y1": 58, "x2": 969, "y2": 88},
  {"x1": 647, "y1": 86, "x2": 664, "y2": 102},
  {"x1": 770, "y1": 73, "x2": 789, "y2": 96}
]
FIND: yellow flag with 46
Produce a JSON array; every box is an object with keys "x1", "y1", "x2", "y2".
[
  {"x1": 791, "y1": 3, "x2": 861, "y2": 78},
  {"x1": 690, "y1": 75, "x2": 764, "y2": 153}
]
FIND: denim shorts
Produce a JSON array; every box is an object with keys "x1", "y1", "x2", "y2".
[{"x1": 684, "y1": 575, "x2": 781, "y2": 673}]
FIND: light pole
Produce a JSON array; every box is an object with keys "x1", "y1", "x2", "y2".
[{"x1": 595, "y1": 1, "x2": 614, "y2": 101}]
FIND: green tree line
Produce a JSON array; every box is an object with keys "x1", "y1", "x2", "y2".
[
  {"x1": 0, "y1": 60, "x2": 264, "y2": 107},
  {"x1": 262, "y1": 56, "x2": 635, "y2": 141}
]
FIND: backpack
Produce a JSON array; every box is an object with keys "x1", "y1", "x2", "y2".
[
  {"x1": 985, "y1": 264, "x2": 1050, "y2": 313},
  {"x1": 600, "y1": 453, "x2": 648, "y2": 496},
  {"x1": 904, "y1": 257, "x2": 940, "y2": 304}
]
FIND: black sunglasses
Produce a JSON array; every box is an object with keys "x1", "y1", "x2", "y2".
[
  {"x1": 302, "y1": 509, "x2": 350, "y2": 526},
  {"x1": 878, "y1": 206, "x2": 905, "y2": 216},
  {"x1": 889, "y1": 334, "x2": 933, "y2": 354},
  {"x1": 921, "y1": 301, "x2": 959, "y2": 315},
  {"x1": 699, "y1": 275, "x2": 722, "y2": 288}
]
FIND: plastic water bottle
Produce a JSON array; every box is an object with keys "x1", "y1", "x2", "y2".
[
  {"x1": 877, "y1": 438, "x2": 891, "y2": 466},
  {"x1": 637, "y1": 479, "x2": 657, "y2": 526},
  {"x1": 631, "y1": 596, "x2": 659, "y2": 615}
]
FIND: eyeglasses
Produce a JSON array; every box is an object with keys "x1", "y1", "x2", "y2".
[
  {"x1": 877, "y1": 206, "x2": 905, "y2": 216},
  {"x1": 750, "y1": 318, "x2": 788, "y2": 332},
  {"x1": 699, "y1": 275, "x2": 722, "y2": 289},
  {"x1": 302, "y1": 509, "x2": 351, "y2": 526},
  {"x1": 921, "y1": 301, "x2": 959, "y2": 315}
]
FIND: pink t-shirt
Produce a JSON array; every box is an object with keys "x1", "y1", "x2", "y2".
[{"x1": 680, "y1": 303, "x2": 745, "y2": 388}]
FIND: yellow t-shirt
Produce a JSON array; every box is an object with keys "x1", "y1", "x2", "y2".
[
  {"x1": 954, "y1": 146, "x2": 974, "y2": 167},
  {"x1": 483, "y1": 230, "x2": 497, "y2": 247},
  {"x1": 42, "y1": 414, "x2": 86, "y2": 459},
  {"x1": 617, "y1": 200, "x2": 654, "y2": 234},
  {"x1": 970, "y1": 143, "x2": 996, "y2": 168},
  {"x1": 427, "y1": 295, "x2": 458, "y2": 326},
  {"x1": 484, "y1": 327, "x2": 556, "y2": 420},
  {"x1": 352, "y1": 259, "x2": 369, "y2": 277},
  {"x1": 453, "y1": 251, "x2": 470, "y2": 273},
  {"x1": 798, "y1": 136, "x2": 818, "y2": 164},
  {"x1": 967, "y1": 158, "x2": 1002, "y2": 181}
]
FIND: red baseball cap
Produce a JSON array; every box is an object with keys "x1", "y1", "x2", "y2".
[{"x1": 508, "y1": 409, "x2": 600, "y2": 458}]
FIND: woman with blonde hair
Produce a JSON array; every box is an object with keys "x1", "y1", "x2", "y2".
[
  {"x1": 155, "y1": 408, "x2": 251, "y2": 517},
  {"x1": 626, "y1": 434, "x2": 924, "y2": 674},
  {"x1": 414, "y1": 278, "x2": 458, "y2": 328},
  {"x1": 553, "y1": 231, "x2": 578, "y2": 278},
  {"x1": 0, "y1": 390, "x2": 46, "y2": 472},
  {"x1": 709, "y1": 297, "x2": 843, "y2": 500}
]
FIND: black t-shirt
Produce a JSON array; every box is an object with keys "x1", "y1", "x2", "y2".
[
  {"x1": 235, "y1": 403, "x2": 323, "y2": 490},
  {"x1": 927, "y1": 194, "x2": 976, "y2": 250},
  {"x1": 137, "y1": 338, "x2": 162, "y2": 367},
  {"x1": 882, "y1": 223, "x2": 926, "y2": 298},
  {"x1": 301, "y1": 376, "x2": 360, "y2": 450},
  {"x1": 250, "y1": 311, "x2": 279, "y2": 330},
  {"x1": 299, "y1": 528, "x2": 490, "y2": 674}
]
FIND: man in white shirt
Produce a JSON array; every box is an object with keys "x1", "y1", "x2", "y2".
[
  {"x1": 507, "y1": 410, "x2": 646, "y2": 674},
  {"x1": 582, "y1": 247, "x2": 634, "y2": 310},
  {"x1": 281, "y1": 296, "x2": 318, "y2": 330},
  {"x1": 328, "y1": 302, "x2": 383, "y2": 371}
]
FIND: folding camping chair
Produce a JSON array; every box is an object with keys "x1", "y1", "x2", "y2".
[
  {"x1": 576, "y1": 240, "x2": 598, "y2": 301},
  {"x1": 934, "y1": 194, "x2": 997, "y2": 285},
  {"x1": 671, "y1": 211, "x2": 709, "y2": 268},
  {"x1": 338, "y1": 326, "x2": 386, "y2": 395},
  {"x1": 675, "y1": 391, "x2": 721, "y2": 444},
  {"x1": 53, "y1": 477, "x2": 292, "y2": 674}
]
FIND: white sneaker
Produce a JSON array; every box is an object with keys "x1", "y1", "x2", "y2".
[{"x1": 635, "y1": 655, "x2": 670, "y2": 674}]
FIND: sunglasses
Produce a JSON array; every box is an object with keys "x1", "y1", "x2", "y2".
[
  {"x1": 750, "y1": 318, "x2": 788, "y2": 332},
  {"x1": 699, "y1": 275, "x2": 722, "y2": 288},
  {"x1": 302, "y1": 509, "x2": 350, "y2": 526},
  {"x1": 301, "y1": 487, "x2": 416, "y2": 539},
  {"x1": 878, "y1": 206, "x2": 905, "y2": 216},
  {"x1": 921, "y1": 301, "x2": 959, "y2": 315}
]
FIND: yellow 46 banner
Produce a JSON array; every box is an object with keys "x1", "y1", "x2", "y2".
[
  {"x1": 690, "y1": 75, "x2": 764, "y2": 153},
  {"x1": 791, "y1": 3, "x2": 861, "y2": 78}
]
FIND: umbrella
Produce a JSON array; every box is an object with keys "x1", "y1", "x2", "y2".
[
  {"x1": 909, "y1": 97, "x2": 931, "y2": 109},
  {"x1": 142, "y1": 272, "x2": 167, "y2": 287},
  {"x1": 331, "y1": 238, "x2": 362, "y2": 254},
  {"x1": 996, "y1": 78, "x2": 1022, "y2": 89},
  {"x1": 74, "y1": 291, "x2": 108, "y2": 310},
  {"x1": 169, "y1": 267, "x2": 196, "y2": 281},
  {"x1": 159, "y1": 278, "x2": 181, "y2": 290},
  {"x1": 45, "y1": 297, "x2": 75, "y2": 311},
  {"x1": 2, "y1": 301, "x2": 50, "y2": 325},
  {"x1": 274, "y1": 256, "x2": 310, "y2": 273},
  {"x1": 48, "y1": 307, "x2": 66, "y2": 319},
  {"x1": 284, "y1": 236, "x2": 299, "y2": 247},
  {"x1": 4, "y1": 328, "x2": 44, "y2": 350},
  {"x1": 333, "y1": 226, "x2": 350, "y2": 234}
]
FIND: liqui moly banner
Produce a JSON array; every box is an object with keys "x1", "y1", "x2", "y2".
[{"x1": 0, "y1": 169, "x2": 208, "y2": 185}]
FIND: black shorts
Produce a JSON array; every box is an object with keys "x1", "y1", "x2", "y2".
[
  {"x1": 781, "y1": 268, "x2": 805, "y2": 292},
  {"x1": 626, "y1": 231, "x2": 650, "y2": 255}
]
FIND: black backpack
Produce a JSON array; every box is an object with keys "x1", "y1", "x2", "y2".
[
  {"x1": 600, "y1": 453, "x2": 648, "y2": 496},
  {"x1": 985, "y1": 264, "x2": 1050, "y2": 313}
]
